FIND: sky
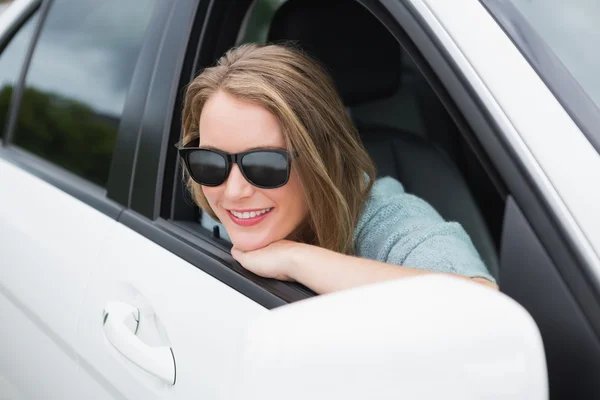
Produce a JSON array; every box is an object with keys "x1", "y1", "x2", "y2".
[{"x1": 0, "y1": 0, "x2": 155, "y2": 116}]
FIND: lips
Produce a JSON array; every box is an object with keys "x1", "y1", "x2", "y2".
[{"x1": 226, "y1": 208, "x2": 273, "y2": 227}]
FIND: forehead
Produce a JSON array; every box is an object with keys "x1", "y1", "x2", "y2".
[{"x1": 198, "y1": 90, "x2": 285, "y2": 152}]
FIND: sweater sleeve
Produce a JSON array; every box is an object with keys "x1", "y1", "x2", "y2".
[{"x1": 354, "y1": 177, "x2": 495, "y2": 283}]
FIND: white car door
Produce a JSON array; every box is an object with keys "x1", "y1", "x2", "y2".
[
  {"x1": 1, "y1": 0, "x2": 294, "y2": 398},
  {"x1": 0, "y1": 2, "x2": 96, "y2": 398},
  {"x1": 74, "y1": 220, "x2": 267, "y2": 399},
  {"x1": 0, "y1": 0, "x2": 215, "y2": 398},
  {"x1": 0, "y1": 158, "x2": 114, "y2": 400}
]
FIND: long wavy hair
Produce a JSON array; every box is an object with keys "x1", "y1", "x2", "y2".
[{"x1": 181, "y1": 43, "x2": 376, "y2": 255}]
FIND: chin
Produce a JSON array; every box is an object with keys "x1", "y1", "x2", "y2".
[{"x1": 229, "y1": 233, "x2": 274, "y2": 252}]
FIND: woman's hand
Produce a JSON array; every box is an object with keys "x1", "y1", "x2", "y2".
[
  {"x1": 231, "y1": 240, "x2": 303, "y2": 281},
  {"x1": 232, "y1": 241, "x2": 497, "y2": 295}
]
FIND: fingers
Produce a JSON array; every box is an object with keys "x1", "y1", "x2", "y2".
[{"x1": 231, "y1": 247, "x2": 264, "y2": 277}]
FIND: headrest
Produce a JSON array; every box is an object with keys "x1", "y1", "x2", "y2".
[{"x1": 268, "y1": 0, "x2": 403, "y2": 106}]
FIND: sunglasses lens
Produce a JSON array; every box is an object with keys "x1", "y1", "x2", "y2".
[
  {"x1": 242, "y1": 151, "x2": 289, "y2": 188},
  {"x1": 187, "y1": 150, "x2": 228, "y2": 186}
]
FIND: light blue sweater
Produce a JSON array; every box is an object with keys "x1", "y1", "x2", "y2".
[{"x1": 201, "y1": 177, "x2": 495, "y2": 283}]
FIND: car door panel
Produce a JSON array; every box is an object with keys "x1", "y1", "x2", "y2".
[
  {"x1": 75, "y1": 215, "x2": 267, "y2": 399},
  {"x1": 0, "y1": 156, "x2": 117, "y2": 399},
  {"x1": 0, "y1": 291, "x2": 78, "y2": 399},
  {"x1": 501, "y1": 197, "x2": 600, "y2": 399}
]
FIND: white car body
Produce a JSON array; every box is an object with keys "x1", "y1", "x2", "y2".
[
  {"x1": 1, "y1": 0, "x2": 598, "y2": 398},
  {"x1": 414, "y1": 0, "x2": 600, "y2": 278}
]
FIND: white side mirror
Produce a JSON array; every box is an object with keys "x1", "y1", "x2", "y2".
[{"x1": 230, "y1": 275, "x2": 547, "y2": 400}]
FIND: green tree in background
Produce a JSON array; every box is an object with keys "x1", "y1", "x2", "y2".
[
  {"x1": 0, "y1": 85, "x2": 118, "y2": 186},
  {"x1": 0, "y1": 85, "x2": 13, "y2": 133}
]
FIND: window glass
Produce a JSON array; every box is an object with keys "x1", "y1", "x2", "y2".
[
  {"x1": 0, "y1": 10, "x2": 40, "y2": 137},
  {"x1": 238, "y1": 0, "x2": 287, "y2": 44},
  {"x1": 509, "y1": 0, "x2": 600, "y2": 110},
  {"x1": 11, "y1": 0, "x2": 155, "y2": 186}
]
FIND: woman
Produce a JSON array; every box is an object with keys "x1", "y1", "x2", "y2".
[{"x1": 179, "y1": 43, "x2": 497, "y2": 294}]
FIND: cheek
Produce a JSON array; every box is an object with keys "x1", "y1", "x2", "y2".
[
  {"x1": 201, "y1": 186, "x2": 221, "y2": 210},
  {"x1": 278, "y1": 171, "x2": 308, "y2": 220}
]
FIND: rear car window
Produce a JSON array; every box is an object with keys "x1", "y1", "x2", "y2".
[{"x1": 11, "y1": 0, "x2": 155, "y2": 186}]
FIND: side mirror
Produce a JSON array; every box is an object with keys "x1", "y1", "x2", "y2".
[{"x1": 230, "y1": 275, "x2": 547, "y2": 400}]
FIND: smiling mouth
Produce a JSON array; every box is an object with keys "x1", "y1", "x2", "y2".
[
  {"x1": 228, "y1": 208, "x2": 272, "y2": 219},
  {"x1": 227, "y1": 208, "x2": 273, "y2": 226}
]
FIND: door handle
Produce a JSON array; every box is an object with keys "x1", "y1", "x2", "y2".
[{"x1": 103, "y1": 301, "x2": 176, "y2": 385}]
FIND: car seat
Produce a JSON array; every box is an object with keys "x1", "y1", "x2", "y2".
[{"x1": 268, "y1": 0, "x2": 499, "y2": 278}]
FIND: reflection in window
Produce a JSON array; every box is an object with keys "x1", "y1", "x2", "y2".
[
  {"x1": 238, "y1": 0, "x2": 287, "y2": 44},
  {"x1": 0, "y1": 11, "x2": 39, "y2": 137},
  {"x1": 12, "y1": 0, "x2": 155, "y2": 186}
]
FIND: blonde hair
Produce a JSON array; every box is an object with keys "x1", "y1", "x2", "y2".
[{"x1": 181, "y1": 43, "x2": 376, "y2": 255}]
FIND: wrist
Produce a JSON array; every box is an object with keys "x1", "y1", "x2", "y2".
[{"x1": 286, "y1": 241, "x2": 312, "y2": 282}]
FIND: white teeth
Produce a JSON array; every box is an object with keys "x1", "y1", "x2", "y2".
[{"x1": 230, "y1": 208, "x2": 271, "y2": 219}]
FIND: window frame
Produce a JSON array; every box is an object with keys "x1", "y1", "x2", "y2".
[
  {"x1": 0, "y1": 0, "x2": 170, "y2": 219},
  {"x1": 0, "y1": 0, "x2": 39, "y2": 55},
  {"x1": 129, "y1": 0, "x2": 507, "y2": 307}
]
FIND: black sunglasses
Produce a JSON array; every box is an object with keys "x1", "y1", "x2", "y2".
[{"x1": 176, "y1": 142, "x2": 294, "y2": 189}]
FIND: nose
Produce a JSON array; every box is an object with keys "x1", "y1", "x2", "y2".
[{"x1": 223, "y1": 164, "x2": 255, "y2": 200}]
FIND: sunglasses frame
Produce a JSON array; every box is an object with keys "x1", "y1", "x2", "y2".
[{"x1": 176, "y1": 145, "x2": 293, "y2": 189}]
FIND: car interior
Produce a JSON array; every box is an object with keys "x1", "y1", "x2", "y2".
[{"x1": 171, "y1": 0, "x2": 508, "y2": 282}]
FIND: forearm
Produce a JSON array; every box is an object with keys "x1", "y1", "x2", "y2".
[{"x1": 290, "y1": 244, "x2": 498, "y2": 294}]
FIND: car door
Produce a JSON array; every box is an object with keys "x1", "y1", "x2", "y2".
[
  {"x1": 2, "y1": 0, "x2": 313, "y2": 398},
  {"x1": 70, "y1": 1, "x2": 277, "y2": 398}
]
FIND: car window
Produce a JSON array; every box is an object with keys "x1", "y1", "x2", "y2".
[
  {"x1": 10, "y1": 0, "x2": 155, "y2": 186},
  {"x1": 0, "y1": 10, "x2": 40, "y2": 138}
]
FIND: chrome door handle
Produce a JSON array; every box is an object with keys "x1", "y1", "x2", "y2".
[{"x1": 103, "y1": 301, "x2": 176, "y2": 385}]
